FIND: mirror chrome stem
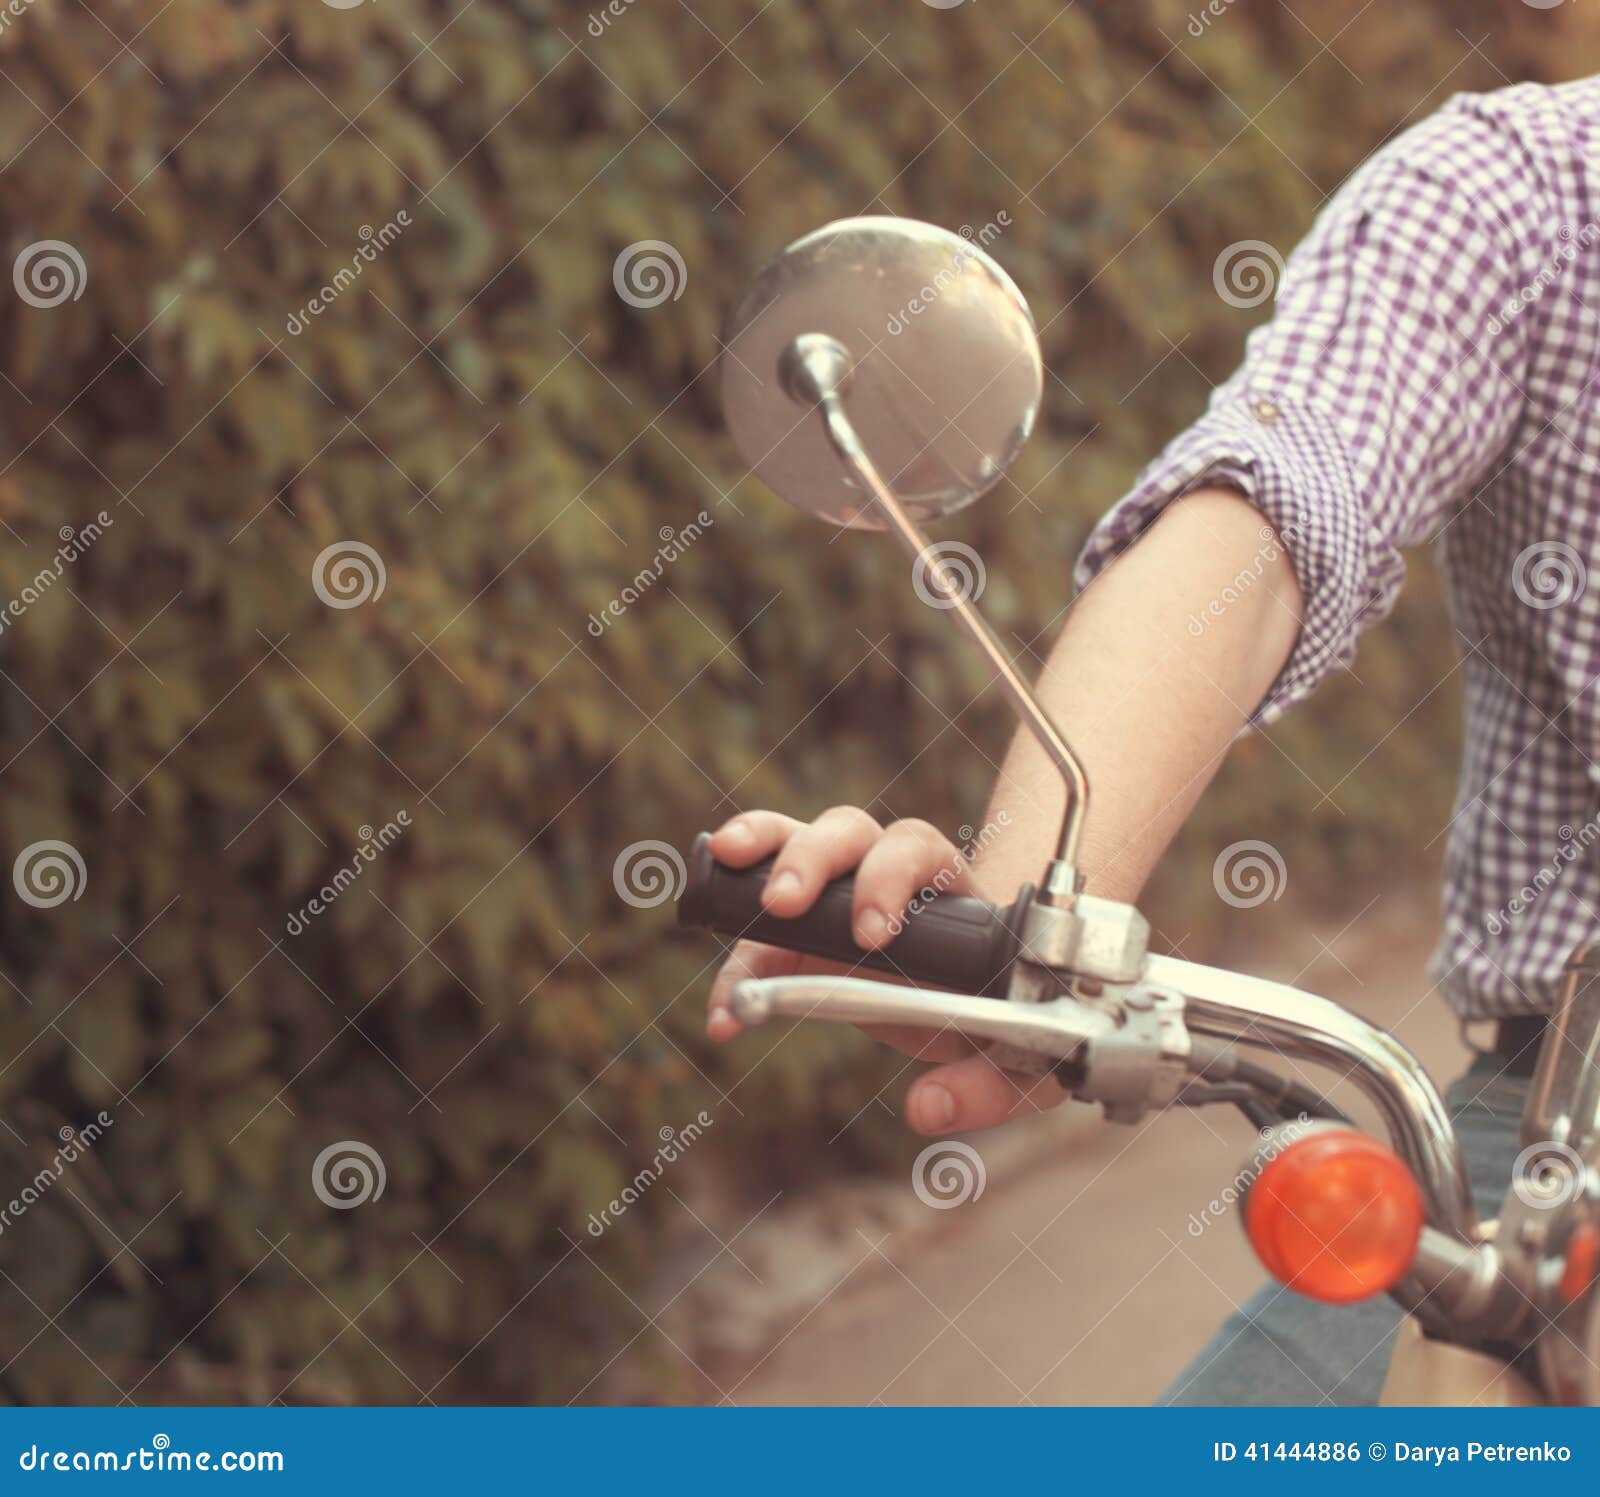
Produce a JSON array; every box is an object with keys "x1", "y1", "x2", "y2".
[{"x1": 781, "y1": 333, "x2": 1091, "y2": 892}]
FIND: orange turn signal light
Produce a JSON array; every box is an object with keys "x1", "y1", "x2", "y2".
[
  {"x1": 1244, "y1": 1128, "x2": 1424, "y2": 1304},
  {"x1": 1559, "y1": 1222, "x2": 1600, "y2": 1305}
]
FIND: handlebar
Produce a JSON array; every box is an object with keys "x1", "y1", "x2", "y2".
[
  {"x1": 673, "y1": 833, "x2": 1585, "y2": 1351},
  {"x1": 677, "y1": 831, "x2": 1035, "y2": 999},
  {"x1": 678, "y1": 830, "x2": 1478, "y2": 1245}
]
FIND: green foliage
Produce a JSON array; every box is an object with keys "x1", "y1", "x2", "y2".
[{"x1": 0, "y1": 0, "x2": 1577, "y2": 1401}]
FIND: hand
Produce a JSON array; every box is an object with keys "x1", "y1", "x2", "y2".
[{"x1": 704, "y1": 806, "x2": 1067, "y2": 1134}]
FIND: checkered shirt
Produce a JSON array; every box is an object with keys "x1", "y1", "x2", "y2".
[{"x1": 1076, "y1": 80, "x2": 1600, "y2": 1020}]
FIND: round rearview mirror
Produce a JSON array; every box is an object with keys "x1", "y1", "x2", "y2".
[{"x1": 721, "y1": 216, "x2": 1043, "y2": 529}]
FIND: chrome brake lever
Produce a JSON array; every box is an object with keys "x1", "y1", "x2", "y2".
[
  {"x1": 731, "y1": 974, "x2": 1195, "y2": 1127},
  {"x1": 730, "y1": 975, "x2": 1116, "y2": 1065}
]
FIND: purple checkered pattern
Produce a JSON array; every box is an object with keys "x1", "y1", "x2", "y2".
[{"x1": 1076, "y1": 81, "x2": 1600, "y2": 1021}]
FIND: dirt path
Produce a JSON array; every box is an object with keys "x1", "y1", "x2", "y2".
[{"x1": 684, "y1": 890, "x2": 1470, "y2": 1406}]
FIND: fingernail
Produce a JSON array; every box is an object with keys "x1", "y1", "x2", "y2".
[
  {"x1": 763, "y1": 870, "x2": 801, "y2": 904},
  {"x1": 856, "y1": 906, "x2": 890, "y2": 948},
  {"x1": 715, "y1": 819, "x2": 754, "y2": 848},
  {"x1": 912, "y1": 1082, "x2": 956, "y2": 1133}
]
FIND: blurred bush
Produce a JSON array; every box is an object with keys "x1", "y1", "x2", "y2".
[{"x1": 0, "y1": 0, "x2": 1584, "y2": 1402}]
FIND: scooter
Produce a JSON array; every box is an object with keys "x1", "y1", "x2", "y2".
[{"x1": 675, "y1": 216, "x2": 1600, "y2": 1405}]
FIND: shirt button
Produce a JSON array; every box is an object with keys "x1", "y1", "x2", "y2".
[{"x1": 1252, "y1": 398, "x2": 1281, "y2": 426}]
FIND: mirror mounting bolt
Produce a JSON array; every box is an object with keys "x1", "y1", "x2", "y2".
[
  {"x1": 1040, "y1": 858, "x2": 1083, "y2": 907},
  {"x1": 779, "y1": 332, "x2": 853, "y2": 406}
]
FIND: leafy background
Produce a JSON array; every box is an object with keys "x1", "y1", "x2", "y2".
[{"x1": 0, "y1": 0, "x2": 1586, "y2": 1403}]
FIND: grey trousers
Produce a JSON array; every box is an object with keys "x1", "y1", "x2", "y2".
[{"x1": 1161, "y1": 1055, "x2": 1531, "y2": 1406}]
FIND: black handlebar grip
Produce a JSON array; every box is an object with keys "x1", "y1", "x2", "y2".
[{"x1": 676, "y1": 831, "x2": 1032, "y2": 999}]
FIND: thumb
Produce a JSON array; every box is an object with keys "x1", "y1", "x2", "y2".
[{"x1": 905, "y1": 1053, "x2": 1067, "y2": 1135}]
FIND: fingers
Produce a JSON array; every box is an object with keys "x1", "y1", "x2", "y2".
[
  {"x1": 703, "y1": 808, "x2": 1003, "y2": 1080},
  {"x1": 710, "y1": 810, "x2": 970, "y2": 949},
  {"x1": 905, "y1": 1053, "x2": 1067, "y2": 1135},
  {"x1": 707, "y1": 810, "x2": 805, "y2": 868},
  {"x1": 852, "y1": 818, "x2": 972, "y2": 950},
  {"x1": 756, "y1": 805, "x2": 881, "y2": 917},
  {"x1": 706, "y1": 941, "x2": 801, "y2": 1042}
]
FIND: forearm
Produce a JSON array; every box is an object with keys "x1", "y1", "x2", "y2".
[{"x1": 970, "y1": 486, "x2": 1302, "y2": 904}]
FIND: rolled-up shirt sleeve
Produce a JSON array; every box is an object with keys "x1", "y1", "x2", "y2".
[{"x1": 1074, "y1": 92, "x2": 1554, "y2": 725}]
